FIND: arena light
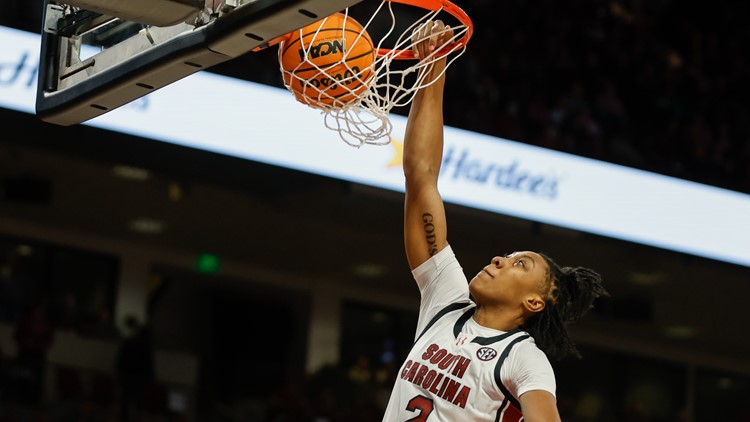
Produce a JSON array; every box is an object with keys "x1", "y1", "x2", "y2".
[
  {"x1": 128, "y1": 217, "x2": 165, "y2": 234},
  {"x1": 112, "y1": 164, "x2": 151, "y2": 181}
]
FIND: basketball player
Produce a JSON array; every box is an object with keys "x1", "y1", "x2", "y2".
[{"x1": 381, "y1": 20, "x2": 609, "y2": 422}]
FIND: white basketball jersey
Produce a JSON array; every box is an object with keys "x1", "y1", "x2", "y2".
[{"x1": 382, "y1": 246, "x2": 555, "y2": 422}]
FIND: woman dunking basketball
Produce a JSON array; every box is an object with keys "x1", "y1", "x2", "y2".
[{"x1": 381, "y1": 20, "x2": 609, "y2": 422}]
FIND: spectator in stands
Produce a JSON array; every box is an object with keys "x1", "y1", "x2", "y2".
[
  {"x1": 13, "y1": 299, "x2": 55, "y2": 407},
  {"x1": 115, "y1": 314, "x2": 156, "y2": 422}
]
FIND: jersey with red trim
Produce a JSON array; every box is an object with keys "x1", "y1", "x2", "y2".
[{"x1": 382, "y1": 245, "x2": 556, "y2": 421}]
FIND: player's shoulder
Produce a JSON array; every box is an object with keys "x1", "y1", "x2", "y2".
[
  {"x1": 509, "y1": 335, "x2": 551, "y2": 364},
  {"x1": 499, "y1": 334, "x2": 556, "y2": 398}
]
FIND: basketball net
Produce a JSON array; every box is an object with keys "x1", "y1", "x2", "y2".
[{"x1": 277, "y1": 0, "x2": 472, "y2": 148}]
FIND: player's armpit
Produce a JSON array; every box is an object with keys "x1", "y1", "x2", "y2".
[{"x1": 518, "y1": 389, "x2": 562, "y2": 422}]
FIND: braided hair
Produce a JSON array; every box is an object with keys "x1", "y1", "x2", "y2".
[{"x1": 522, "y1": 253, "x2": 610, "y2": 361}]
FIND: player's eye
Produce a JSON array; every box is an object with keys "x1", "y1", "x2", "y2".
[{"x1": 514, "y1": 259, "x2": 525, "y2": 267}]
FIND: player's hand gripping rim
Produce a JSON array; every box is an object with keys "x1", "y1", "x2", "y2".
[{"x1": 411, "y1": 20, "x2": 454, "y2": 60}]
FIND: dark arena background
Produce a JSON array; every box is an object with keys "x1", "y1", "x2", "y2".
[{"x1": 1, "y1": 1, "x2": 749, "y2": 421}]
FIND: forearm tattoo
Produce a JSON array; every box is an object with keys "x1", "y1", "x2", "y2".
[{"x1": 422, "y1": 213, "x2": 438, "y2": 256}]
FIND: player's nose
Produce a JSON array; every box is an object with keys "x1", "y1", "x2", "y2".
[{"x1": 491, "y1": 256, "x2": 506, "y2": 268}]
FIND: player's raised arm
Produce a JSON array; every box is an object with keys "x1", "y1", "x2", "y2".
[{"x1": 403, "y1": 21, "x2": 454, "y2": 270}]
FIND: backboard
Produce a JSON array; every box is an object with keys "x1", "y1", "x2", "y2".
[{"x1": 36, "y1": 0, "x2": 363, "y2": 125}]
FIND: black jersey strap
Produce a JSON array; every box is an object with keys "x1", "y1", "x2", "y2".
[
  {"x1": 493, "y1": 333, "x2": 531, "y2": 411},
  {"x1": 414, "y1": 301, "x2": 472, "y2": 344},
  {"x1": 450, "y1": 307, "x2": 524, "y2": 345},
  {"x1": 472, "y1": 327, "x2": 524, "y2": 345},
  {"x1": 453, "y1": 306, "x2": 476, "y2": 338},
  {"x1": 493, "y1": 398, "x2": 517, "y2": 422},
  {"x1": 494, "y1": 398, "x2": 508, "y2": 422}
]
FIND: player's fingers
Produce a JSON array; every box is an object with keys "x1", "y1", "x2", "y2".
[
  {"x1": 429, "y1": 20, "x2": 445, "y2": 52},
  {"x1": 411, "y1": 24, "x2": 426, "y2": 58},
  {"x1": 413, "y1": 20, "x2": 436, "y2": 58},
  {"x1": 442, "y1": 25, "x2": 454, "y2": 43}
]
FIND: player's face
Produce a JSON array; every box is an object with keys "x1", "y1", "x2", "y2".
[{"x1": 469, "y1": 251, "x2": 551, "y2": 308}]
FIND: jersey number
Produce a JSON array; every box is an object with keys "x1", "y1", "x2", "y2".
[{"x1": 405, "y1": 395, "x2": 434, "y2": 422}]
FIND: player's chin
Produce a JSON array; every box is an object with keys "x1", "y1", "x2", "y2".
[{"x1": 468, "y1": 281, "x2": 485, "y2": 304}]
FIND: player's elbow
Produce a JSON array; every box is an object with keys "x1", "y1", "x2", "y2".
[{"x1": 404, "y1": 160, "x2": 439, "y2": 189}]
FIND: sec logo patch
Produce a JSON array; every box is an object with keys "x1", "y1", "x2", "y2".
[{"x1": 476, "y1": 347, "x2": 497, "y2": 361}]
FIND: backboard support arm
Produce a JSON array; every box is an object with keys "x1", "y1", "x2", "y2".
[{"x1": 36, "y1": 0, "x2": 363, "y2": 126}]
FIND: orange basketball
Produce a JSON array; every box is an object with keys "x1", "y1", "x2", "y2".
[{"x1": 280, "y1": 13, "x2": 375, "y2": 108}]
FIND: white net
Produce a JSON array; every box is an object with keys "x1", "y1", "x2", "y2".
[{"x1": 278, "y1": 0, "x2": 472, "y2": 147}]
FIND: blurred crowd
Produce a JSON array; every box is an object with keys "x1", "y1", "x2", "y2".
[{"x1": 438, "y1": 0, "x2": 750, "y2": 194}]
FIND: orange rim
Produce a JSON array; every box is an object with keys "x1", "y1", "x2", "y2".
[
  {"x1": 375, "y1": 0, "x2": 473, "y2": 59},
  {"x1": 261, "y1": 0, "x2": 473, "y2": 58}
]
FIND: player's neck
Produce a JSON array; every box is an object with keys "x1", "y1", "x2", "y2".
[{"x1": 472, "y1": 305, "x2": 524, "y2": 332}]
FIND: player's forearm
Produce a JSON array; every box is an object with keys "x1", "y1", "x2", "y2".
[
  {"x1": 519, "y1": 390, "x2": 562, "y2": 422},
  {"x1": 403, "y1": 60, "x2": 447, "y2": 184}
]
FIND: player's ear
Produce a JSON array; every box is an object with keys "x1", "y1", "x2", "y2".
[{"x1": 524, "y1": 294, "x2": 546, "y2": 314}]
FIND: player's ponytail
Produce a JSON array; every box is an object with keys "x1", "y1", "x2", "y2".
[{"x1": 523, "y1": 254, "x2": 609, "y2": 360}]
